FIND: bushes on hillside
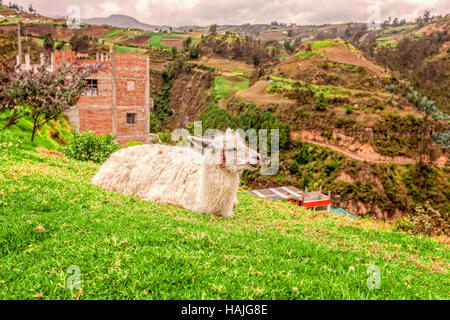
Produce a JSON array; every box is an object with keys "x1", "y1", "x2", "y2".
[
  {"x1": 433, "y1": 131, "x2": 450, "y2": 149},
  {"x1": 62, "y1": 128, "x2": 119, "y2": 163},
  {"x1": 196, "y1": 34, "x2": 280, "y2": 66},
  {"x1": 198, "y1": 104, "x2": 291, "y2": 150},
  {"x1": 366, "y1": 30, "x2": 450, "y2": 111},
  {"x1": 395, "y1": 202, "x2": 449, "y2": 236},
  {"x1": 199, "y1": 104, "x2": 233, "y2": 132}
]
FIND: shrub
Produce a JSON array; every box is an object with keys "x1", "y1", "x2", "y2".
[
  {"x1": 314, "y1": 92, "x2": 327, "y2": 111},
  {"x1": 157, "y1": 130, "x2": 173, "y2": 144},
  {"x1": 61, "y1": 128, "x2": 119, "y2": 163},
  {"x1": 321, "y1": 129, "x2": 333, "y2": 140},
  {"x1": 289, "y1": 160, "x2": 301, "y2": 176},
  {"x1": 374, "y1": 103, "x2": 384, "y2": 111},
  {"x1": 301, "y1": 172, "x2": 312, "y2": 188},
  {"x1": 199, "y1": 104, "x2": 232, "y2": 132},
  {"x1": 344, "y1": 104, "x2": 353, "y2": 114},
  {"x1": 395, "y1": 217, "x2": 415, "y2": 233},
  {"x1": 396, "y1": 202, "x2": 449, "y2": 236},
  {"x1": 433, "y1": 131, "x2": 450, "y2": 149},
  {"x1": 323, "y1": 160, "x2": 340, "y2": 176},
  {"x1": 294, "y1": 144, "x2": 311, "y2": 165}
]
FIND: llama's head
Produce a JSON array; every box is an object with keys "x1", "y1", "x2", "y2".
[{"x1": 188, "y1": 128, "x2": 268, "y2": 172}]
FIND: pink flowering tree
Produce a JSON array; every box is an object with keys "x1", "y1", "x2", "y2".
[{"x1": 0, "y1": 61, "x2": 104, "y2": 142}]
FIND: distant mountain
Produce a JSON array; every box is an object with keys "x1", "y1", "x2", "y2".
[{"x1": 82, "y1": 14, "x2": 169, "y2": 31}]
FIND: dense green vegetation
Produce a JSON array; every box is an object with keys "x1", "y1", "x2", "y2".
[
  {"x1": 61, "y1": 129, "x2": 119, "y2": 164},
  {"x1": 198, "y1": 104, "x2": 291, "y2": 150},
  {"x1": 150, "y1": 67, "x2": 176, "y2": 133}
]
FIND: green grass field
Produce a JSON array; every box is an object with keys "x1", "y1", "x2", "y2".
[
  {"x1": 311, "y1": 40, "x2": 339, "y2": 50},
  {"x1": 103, "y1": 29, "x2": 124, "y2": 39},
  {"x1": 383, "y1": 24, "x2": 418, "y2": 34},
  {"x1": 296, "y1": 50, "x2": 322, "y2": 59},
  {"x1": 214, "y1": 76, "x2": 250, "y2": 99},
  {"x1": 114, "y1": 45, "x2": 147, "y2": 54},
  {"x1": 0, "y1": 121, "x2": 448, "y2": 299},
  {"x1": 148, "y1": 35, "x2": 165, "y2": 48}
]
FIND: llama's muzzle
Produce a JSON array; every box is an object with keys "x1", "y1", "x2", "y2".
[{"x1": 260, "y1": 157, "x2": 271, "y2": 168}]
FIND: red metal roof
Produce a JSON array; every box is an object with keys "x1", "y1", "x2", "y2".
[{"x1": 250, "y1": 186, "x2": 331, "y2": 208}]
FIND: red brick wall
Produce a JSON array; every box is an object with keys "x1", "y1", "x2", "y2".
[
  {"x1": 116, "y1": 107, "x2": 148, "y2": 137},
  {"x1": 54, "y1": 51, "x2": 76, "y2": 67},
  {"x1": 115, "y1": 79, "x2": 147, "y2": 106},
  {"x1": 79, "y1": 108, "x2": 114, "y2": 135},
  {"x1": 115, "y1": 54, "x2": 147, "y2": 78}
]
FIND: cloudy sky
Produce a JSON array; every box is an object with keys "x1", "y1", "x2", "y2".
[{"x1": 11, "y1": 0, "x2": 450, "y2": 26}]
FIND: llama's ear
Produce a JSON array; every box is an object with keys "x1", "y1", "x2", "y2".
[{"x1": 188, "y1": 136, "x2": 212, "y2": 149}]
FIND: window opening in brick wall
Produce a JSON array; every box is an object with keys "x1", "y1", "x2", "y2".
[
  {"x1": 126, "y1": 113, "x2": 137, "y2": 125},
  {"x1": 83, "y1": 79, "x2": 98, "y2": 96}
]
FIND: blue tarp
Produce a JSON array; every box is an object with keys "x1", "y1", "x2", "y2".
[{"x1": 330, "y1": 208, "x2": 356, "y2": 219}]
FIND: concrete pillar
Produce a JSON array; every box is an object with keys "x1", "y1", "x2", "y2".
[
  {"x1": 111, "y1": 45, "x2": 117, "y2": 136},
  {"x1": 145, "y1": 54, "x2": 150, "y2": 136},
  {"x1": 25, "y1": 52, "x2": 30, "y2": 70},
  {"x1": 50, "y1": 52, "x2": 55, "y2": 72},
  {"x1": 17, "y1": 23, "x2": 22, "y2": 66}
]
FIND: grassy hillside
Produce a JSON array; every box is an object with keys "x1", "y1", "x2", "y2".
[{"x1": 0, "y1": 124, "x2": 448, "y2": 299}]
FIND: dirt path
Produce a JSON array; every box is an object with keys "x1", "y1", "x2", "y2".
[{"x1": 291, "y1": 130, "x2": 449, "y2": 167}]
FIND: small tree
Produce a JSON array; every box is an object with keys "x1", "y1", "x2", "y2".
[
  {"x1": 171, "y1": 46, "x2": 178, "y2": 59},
  {"x1": 0, "y1": 62, "x2": 103, "y2": 141},
  {"x1": 70, "y1": 34, "x2": 90, "y2": 53},
  {"x1": 209, "y1": 24, "x2": 217, "y2": 36},
  {"x1": 43, "y1": 33, "x2": 54, "y2": 52},
  {"x1": 292, "y1": 81, "x2": 314, "y2": 105},
  {"x1": 183, "y1": 36, "x2": 192, "y2": 50}
]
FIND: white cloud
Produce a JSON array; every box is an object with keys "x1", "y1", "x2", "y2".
[
  {"x1": 10, "y1": 0, "x2": 450, "y2": 26},
  {"x1": 100, "y1": 2, "x2": 121, "y2": 15}
]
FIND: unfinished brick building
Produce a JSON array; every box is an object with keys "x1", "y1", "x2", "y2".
[
  {"x1": 56, "y1": 49, "x2": 152, "y2": 146},
  {"x1": 14, "y1": 22, "x2": 152, "y2": 147}
]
